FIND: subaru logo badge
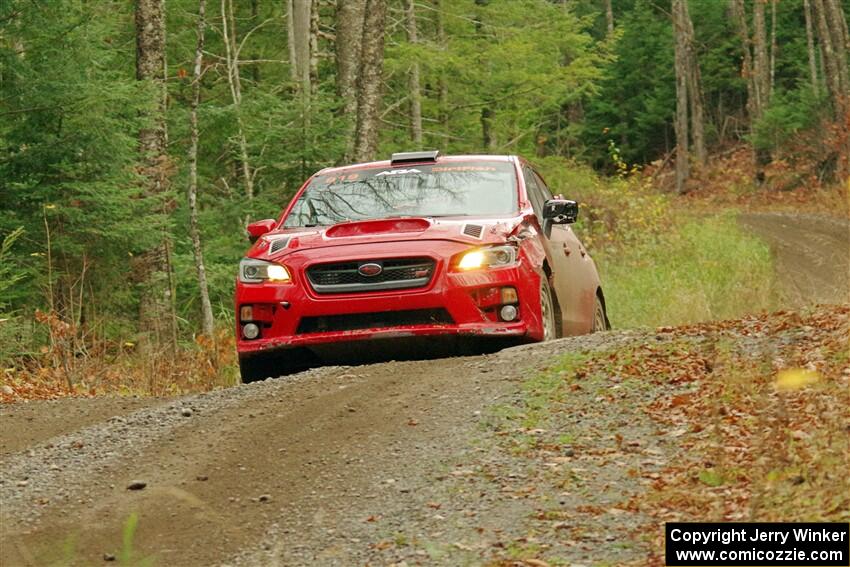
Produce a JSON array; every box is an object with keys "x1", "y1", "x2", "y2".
[{"x1": 358, "y1": 262, "x2": 383, "y2": 277}]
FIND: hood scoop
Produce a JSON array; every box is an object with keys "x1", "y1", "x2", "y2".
[
  {"x1": 462, "y1": 223, "x2": 484, "y2": 239},
  {"x1": 268, "y1": 237, "x2": 290, "y2": 254},
  {"x1": 325, "y1": 218, "x2": 431, "y2": 238}
]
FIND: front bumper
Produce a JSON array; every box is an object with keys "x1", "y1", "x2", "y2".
[{"x1": 235, "y1": 241, "x2": 544, "y2": 356}]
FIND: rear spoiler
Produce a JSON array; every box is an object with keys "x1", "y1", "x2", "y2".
[{"x1": 390, "y1": 150, "x2": 439, "y2": 165}]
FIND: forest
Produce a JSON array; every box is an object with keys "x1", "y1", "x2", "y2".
[{"x1": 1, "y1": 0, "x2": 848, "y2": 393}]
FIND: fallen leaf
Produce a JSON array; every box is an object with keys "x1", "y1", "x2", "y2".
[{"x1": 775, "y1": 368, "x2": 820, "y2": 391}]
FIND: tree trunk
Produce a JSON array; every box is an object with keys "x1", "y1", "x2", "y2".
[
  {"x1": 188, "y1": 0, "x2": 215, "y2": 338},
  {"x1": 405, "y1": 0, "x2": 423, "y2": 148},
  {"x1": 335, "y1": 0, "x2": 366, "y2": 116},
  {"x1": 673, "y1": 0, "x2": 690, "y2": 193},
  {"x1": 825, "y1": 0, "x2": 850, "y2": 179},
  {"x1": 753, "y1": 0, "x2": 773, "y2": 170},
  {"x1": 731, "y1": 0, "x2": 758, "y2": 122},
  {"x1": 135, "y1": 0, "x2": 177, "y2": 351},
  {"x1": 435, "y1": 0, "x2": 449, "y2": 132},
  {"x1": 352, "y1": 0, "x2": 387, "y2": 162},
  {"x1": 287, "y1": 0, "x2": 297, "y2": 83},
  {"x1": 250, "y1": 0, "x2": 260, "y2": 83},
  {"x1": 753, "y1": 0, "x2": 769, "y2": 112},
  {"x1": 481, "y1": 107, "x2": 493, "y2": 151},
  {"x1": 803, "y1": 0, "x2": 820, "y2": 95},
  {"x1": 309, "y1": 0, "x2": 319, "y2": 95},
  {"x1": 812, "y1": 0, "x2": 843, "y2": 112},
  {"x1": 289, "y1": 0, "x2": 311, "y2": 95},
  {"x1": 221, "y1": 0, "x2": 254, "y2": 201},
  {"x1": 769, "y1": 0, "x2": 777, "y2": 96},
  {"x1": 604, "y1": 0, "x2": 614, "y2": 35},
  {"x1": 681, "y1": 0, "x2": 706, "y2": 165},
  {"x1": 335, "y1": 0, "x2": 366, "y2": 159},
  {"x1": 822, "y1": 0, "x2": 849, "y2": 96},
  {"x1": 813, "y1": 0, "x2": 850, "y2": 179}
]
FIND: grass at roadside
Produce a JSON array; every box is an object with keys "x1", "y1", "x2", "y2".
[
  {"x1": 537, "y1": 157, "x2": 779, "y2": 329},
  {"x1": 597, "y1": 213, "x2": 777, "y2": 328}
]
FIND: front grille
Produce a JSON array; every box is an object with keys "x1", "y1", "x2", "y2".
[
  {"x1": 297, "y1": 308, "x2": 454, "y2": 334},
  {"x1": 306, "y1": 258, "x2": 435, "y2": 293}
]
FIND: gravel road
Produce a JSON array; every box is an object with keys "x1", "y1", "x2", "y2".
[
  {"x1": 1, "y1": 212, "x2": 847, "y2": 566},
  {"x1": 739, "y1": 212, "x2": 849, "y2": 307}
]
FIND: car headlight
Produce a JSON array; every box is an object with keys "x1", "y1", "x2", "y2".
[
  {"x1": 455, "y1": 245, "x2": 518, "y2": 271},
  {"x1": 239, "y1": 258, "x2": 291, "y2": 283}
]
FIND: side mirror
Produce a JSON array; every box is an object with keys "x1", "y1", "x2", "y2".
[
  {"x1": 542, "y1": 199, "x2": 578, "y2": 224},
  {"x1": 246, "y1": 219, "x2": 277, "y2": 243}
]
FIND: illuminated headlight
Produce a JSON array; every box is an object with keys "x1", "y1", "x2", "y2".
[
  {"x1": 456, "y1": 245, "x2": 518, "y2": 271},
  {"x1": 239, "y1": 258, "x2": 291, "y2": 283}
]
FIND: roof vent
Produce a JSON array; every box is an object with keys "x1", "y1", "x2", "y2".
[
  {"x1": 269, "y1": 237, "x2": 290, "y2": 254},
  {"x1": 390, "y1": 150, "x2": 440, "y2": 165},
  {"x1": 462, "y1": 223, "x2": 484, "y2": 239}
]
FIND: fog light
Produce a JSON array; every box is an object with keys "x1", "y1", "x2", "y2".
[
  {"x1": 500, "y1": 286, "x2": 518, "y2": 304},
  {"x1": 240, "y1": 305, "x2": 253, "y2": 321},
  {"x1": 242, "y1": 322, "x2": 260, "y2": 340},
  {"x1": 499, "y1": 304, "x2": 518, "y2": 322}
]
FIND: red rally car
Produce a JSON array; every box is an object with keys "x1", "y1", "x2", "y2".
[{"x1": 235, "y1": 151, "x2": 609, "y2": 382}]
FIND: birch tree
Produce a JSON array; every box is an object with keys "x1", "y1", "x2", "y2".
[
  {"x1": 188, "y1": 0, "x2": 215, "y2": 337},
  {"x1": 221, "y1": 0, "x2": 254, "y2": 201},
  {"x1": 672, "y1": 0, "x2": 690, "y2": 193}
]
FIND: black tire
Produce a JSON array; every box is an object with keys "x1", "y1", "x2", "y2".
[
  {"x1": 239, "y1": 353, "x2": 275, "y2": 383},
  {"x1": 238, "y1": 351, "x2": 304, "y2": 383},
  {"x1": 591, "y1": 293, "x2": 610, "y2": 332},
  {"x1": 239, "y1": 348, "x2": 317, "y2": 383},
  {"x1": 540, "y1": 276, "x2": 558, "y2": 341}
]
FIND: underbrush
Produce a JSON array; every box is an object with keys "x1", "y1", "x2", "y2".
[
  {"x1": 1, "y1": 322, "x2": 239, "y2": 402},
  {"x1": 2, "y1": 224, "x2": 239, "y2": 401}
]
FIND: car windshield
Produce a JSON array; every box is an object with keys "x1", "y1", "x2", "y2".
[{"x1": 283, "y1": 161, "x2": 518, "y2": 227}]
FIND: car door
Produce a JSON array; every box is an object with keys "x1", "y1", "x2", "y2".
[
  {"x1": 526, "y1": 168, "x2": 595, "y2": 335},
  {"x1": 522, "y1": 167, "x2": 577, "y2": 335}
]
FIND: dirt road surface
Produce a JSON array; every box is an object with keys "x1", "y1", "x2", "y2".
[
  {"x1": 739, "y1": 212, "x2": 849, "y2": 307},
  {"x1": 1, "y1": 213, "x2": 847, "y2": 566}
]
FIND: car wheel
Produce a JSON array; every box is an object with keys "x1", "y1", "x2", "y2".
[
  {"x1": 239, "y1": 349, "x2": 315, "y2": 383},
  {"x1": 238, "y1": 354, "x2": 274, "y2": 384},
  {"x1": 239, "y1": 353, "x2": 298, "y2": 383},
  {"x1": 540, "y1": 276, "x2": 557, "y2": 342},
  {"x1": 591, "y1": 294, "x2": 609, "y2": 332}
]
